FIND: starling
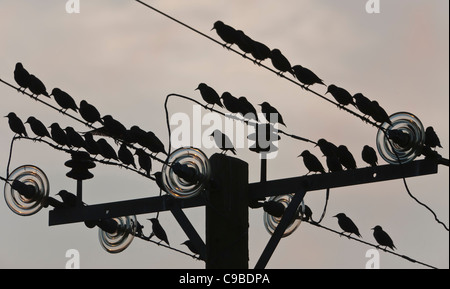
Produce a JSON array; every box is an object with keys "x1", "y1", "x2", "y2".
[
  {"x1": 28, "y1": 74, "x2": 49, "y2": 98},
  {"x1": 270, "y1": 49, "x2": 294, "y2": 76},
  {"x1": 235, "y1": 30, "x2": 255, "y2": 56},
  {"x1": 221, "y1": 92, "x2": 242, "y2": 114},
  {"x1": 97, "y1": 138, "x2": 118, "y2": 160},
  {"x1": 370, "y1": 101, "x2": 392, "y2": 125},
  {"x1": 181, "y1": 240, "x2": 201, "y2": 257},
  {"x1": 148, "y1": 218, "x2": 170, "y2": 246},
  {"x1": 25, "y1": 116, "x2": 50, "y2": 139},
  {"x1": 292, "y1": 65, "x2": 325, "y2": 88},
  {"x1": 83, "y1": 132, "x2": 100, "y2": 155},
  {"x1": 56, "y1": 190, "x2": 78, "y2": 208},
  {"x1": 5, "y1": 112, "x2": 28, "y2": 137},
  {"x1": 336, "y1": 145, "x2": 357, "y2": 170},
  {"x1": 134, "y1": 148, "x2": 152, "y2": 176},
  {"x1": 153, "y1": 171, "x2": 167, "y2": 192},
  {"x1": 210, "y1": 129, "x2": 236, "y2": 155},
  {"x1": 141, "y1": 131, "x2": 167, "y2": 156},
  {"x1": 425, "y1": 126, "x2": 442, "y2": 149},
  {"x1": 353, "y1": 93, "x2": 375, "y2": 117},
  {"x1": 51, "y1": 88, "x2": 78, "y2": 113},
  {"x1": 326, "y1": 84, "x2": 355, "y2": 107},
  {"x1": 298, "y1": 150, "x2": 325, "y2": 175},
  {"x1": 118, "y1": 144, "x2": 136, "y2": 168},
  {"x1": 326, "y1": 154, "x2": 343, "y2": 173},
  {"x1": 125, "y1": 125, "x2": 147, "y2": 144},
  {"x1": 316, "y1": 138, "x2": 338, "y2": 157},
  {"x1": 362, "y1": 145, "x2": 378, "y2": 167},
  {"x1": 259, "y1": 102, "x2": 287, "y2": 127},
  {"x1": 212, "y1": 21, "x2": 238, "y2": 48},
  {"x1": 333, "y1": 213, "x2": 362, "y2": 238},
  {"x1": 65, "y1": 127, "x2": 86, "y2": 150},
  {"x1": 14, "y1": 62, "x2": 30, "y2": 93},
  {"x1": 79, "y1": 100, "x2": 103, "y2": 125},
  {"x1": 250, "y1": 40, "x2": 271, "y2": 64},
  {"x1": 102, "y1": 115, "x2": 127, "y2": 140},
  {"x1": 238, "y1": 96, "x2": 258, "y2": 121},
  {"x1": 372, "y1": 225, "x2": 396, "y2": 250},
  {"x1": 49, "y1": 123, "x2": 68, "y2": 147},
  {"x1": 196, "y1": 83, "x2": 223, "y2": 110}
]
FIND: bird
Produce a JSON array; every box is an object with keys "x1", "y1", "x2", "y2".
[
  {"x1": 134, "y1": 148, "x2": 152, "y2": 176},
  {"x1": 353, "y1": 93, "x2": 375, "y2": 118},
  {"x1": 196, "y1": 83, "x2": 223, "y2": 110},
  {"x1": 250, "y1": 40, "x2": 271, "y2": 64},
  {"x1": 118, "y1": 144, "x2": 136, "y2": 168},
  {"x1": 292, "y1": 65, "x2": 325, "y2": 88},
  {"x1": 49, "y1": 123, "x2": 68, "y2": 147},
  {"x1": 326, "y1": 154, "x2": 343, "y2": 173},
  {"x1": 83, "y1": 132, "x2": 100, "y2": 155},
  {"x1": 259, "y1": 102, "x2": 287, "y2": 127},
  {"x1": 65, "y1": 127, "x2": 86, "y2": 150},
  {"x1": 102, "y1": 115, "x2": 127, "y2": 140},
  {"x1": 79, "y1": 100, "x2": 103, "y2": 125},
  {"x1": 298, "y1": 204, "x2": 313, "y2": 222},
  {"x1": 372, "y1": 225, "x2": 396, "y2": 250},
  {"x1": 124, "y1": 125, "x2": 147, "y2": 144},
  {"x1": 56, "y1": 190, "x2": 78, "y2": 208},
  {"x1": 333, "y1": 213, "x2": 362, "y2": 238},
  {"x1": 336, "y1": 145, "x2": 357, "y2": 170},
  {"x1": 27, "y1": 74, "x2": 49, "y2": 98},
  {"x1": 210, "y1": 129, "x2": 236, "y2": 155},
  {"x1": 237, "y1": 96, "x2": 258, "y2": 121},
  {"x1": 148, "y1": 218, "x2": 170, "y2": 246},
  {"x1": 25, "y1": 116, "x2": 50, "y2": 139},
  {"x1": 370, "y1": 101, "x2": 392, "y2": 125},
  {"x1": 51, "y1": 88, "x2": 79, "y2": 113},
  {"x1": 326, "y1": 84, "x2": 355, "y2": 107},
  {"x1": 96, "y1": 138, "x2": 118, "y2": 160},
  {"x1": 298, "y1": 150, "x2": 326, "y2": 175},
  {"x1": 425, "y1": 126, "x2": 442, "y2": 149},
  {"x1": 5, "y1": 112, "x2": 28, "y2": 137},
  {"x1": 235, "y1": 30, "x2": 255, "y2": 56},
  {"x1": 14, "y1": 62, "x2": 30, "y2": 93},
  {"x1": 316, "y1": 138, "x2": 338, "y2": 157},
  {"x1": 221, "y1": 92, "x2": 242, "y2": 114},
  {"x1": 181, "y1": 240, "x2": 202, "y2": 258},
  {"x1": 141, "y1": 131, "x2": 167, "y2": 156},
  {"x1": 362, "y1": 145, "x2": 378, "y2": 167},
  {"x1": 211, "y1": 21, "x2": 238, "y2": 48},
  {"x1": 270, "y1": 49, "x2": 294, "y2": 76}
]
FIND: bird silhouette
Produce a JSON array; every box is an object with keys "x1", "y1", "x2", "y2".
[
  {"x1": 96, "y1": 138, "x2": 118, "y2": 160},
  {"x1": 25, "y1": 116, "x2": 50, "y2": 139},
  {"x1": 65, "y1": 127, "x2": 86, "y2": 150},
  {"x1": 250, "y1": 40, "x2": 271, "y2": 64},
  {"x1": 141, "y1": 131, "x2": 167, "y2": 156},
  {"x1": 28, "y1": 74, "x2": 49, "y2": 98},
  {"x1": 353, "y1": 93, "x2": 374, "y2": 118},
  {"x1": 134, "y1": 148, "x2": 152, "y2": 176},
  {"x1": 5, "y1": 112, "x2": 28, "y2": 137},
  {"x1": 370, "y1": 101, "x2": 392, "y2": 125},
  {"x1": 181, "y1": 240, "x2": 201, "y2": 258},
  {"x1": 362, "y1": 145, "x2": 378, "y2": 167},
  {"x1": 210, "y1": 129, "x2": 236, "y2": 155},
  {"x1": 326, "y1": 154, "x2": 343, "y2": 173},
  {"x1": 102, "y1": 115, "x2": 127, "y2": 140},
  {"x1": 221, "y1": 92, "x2": 242, "y2": 114},
  {"x1": 237, "y1": 96, "x2": 258, "y2": 121},
  {"x1": 333, "y1": 213, "x2": 362, "y2": 238},
  {"x1": 153, "y1": 171, "x2": 167, "y2": 192},
  {"x1": 316, "y1": 138, "x2": 338, "y2": 157},
  {"x1": 118, "y1": 144, "x2": 136, "y2": 168},
  {"x1": 425, "y1": 126, "x2": 442, "y2": 149},
  {"x1": 292, "y1": 65, "x2": 325, "y2": 88},
  {"x1": 83, "y1": 132, "x2": 100, "y2": 155},
  {"x1": 56, "y1": 190, "x2": 78, "y2": 208},
  {"x1": 336, "y1": 145, "x2": 357, "y2": 170},
  {"x1": 212, "y1": 21, "x2": 238, "y2": 48},
  {"x1": 259, "y1": 102, "x2": 287, "y2": 127},
  {"x1": 270, "y1": 49, "x2": 294, "y2": 76},
  {"x1": 326, "y1": 84, "x2": 355, "y2": 107},
  {"x1": 51, "y1": 88, "x2": 78, "y2": 113},
  {"x1": 298, "y1": 204, "x2": 313, "y2": 222},
  {"x1": 196, "y1": 83, "x2": 223, "y2": 110},
  {"x1": 14, "y1": 62, "x2": 30, "y2": 93},
  {"x1": 298, "y1": 150, "x2": 325, "y2": 175},
  {"x1": 372, "y1": 225, "x2": 396, "y2": 250},
  {"x1": 148, "y1": 218, "x2": 170, "y2": 246},
  {"x1": 235, "y1": 30, "x2": 255, "y2": 56},
  {"x1": 124, "y1": 125, "x2": 146, "y2": 144},
  {"x1": 79, "y1": 100, "x2": 103, "y2": 125},
  {"x1": 49, "y1": 123, "x2": 68, "y2": 147}
]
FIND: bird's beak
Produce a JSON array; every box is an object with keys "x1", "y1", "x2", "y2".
[
  {"x1": 332, "y1": 214, "x2": 338, "y2": 218},
  {"x1": 371, "y1": 227, "x2": 375, "y2": 230}
]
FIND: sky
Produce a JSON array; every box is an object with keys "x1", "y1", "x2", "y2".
[{"x1": 0, "y1": 0, "x2": 448, "y2": 269}]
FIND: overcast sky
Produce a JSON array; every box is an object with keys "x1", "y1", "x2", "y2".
[{"x1": 0, "y1": 0, "x2": 448, "y2": 269}]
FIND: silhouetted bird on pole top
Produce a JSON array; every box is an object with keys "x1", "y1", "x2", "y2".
[
  {"x1": 298, "y1": 150, "x2": 325, "y2": 175},
  {"x1": 292, "y1": 65, "x2": 325, "y2": 88},
  {"x1": 51, "y1": 88, "x2": 79, "y2": 113},
  {"x1": 221, "y1": 92, "x2": 242, "y2": 114},
  {"x1": 210, "y1": 129, "x2": 236, "y2": 155},
  {"x1": 14, "y1": 62, "x2": 30, "y2": 93},
  {"x1": 425, "y1": 126, "x2": 442, "y2": 149},
  {"x1": 25, "y1": 116, "x2": 50, "y2": 139},
  {"x1": 326, "y1": 84, "x2": 355, "y2": 108},
  {"x1": 5, "y1": 112, "x2": 28, "y2": 137},
  {"x1": 212, "y1": 20, "x2": 238, "y2": 48},
  {"x1": 372, "y1": 225, "x2": 396, "y2": 250},
  {"x1": 28, "y1": 74, "x2": 49, "y2": 98},
  {"x1": 79, "y1": 100, "x2": 103, "y2": 125},
  {"x1": 196, "y1": 83, "x2": 223, "y2": 110},
  {"x1": 259, "y1": 102, "x2": 287, "y2": 127},
  {"x1": 333, "y1": 213, "x2": 362, "y2": 238},
  {"x1": 148, "y1": 218, "x2": 170, "y2": 246},
  {"x1": 49, "y1": 123, "x2": 68, "y2": 147},
  {"x1": 270, "y1": 49, "x2": 294, "y2": 76},
  {"x1": 362, "y1": 145, "x2": 378, "y2": 167}
]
